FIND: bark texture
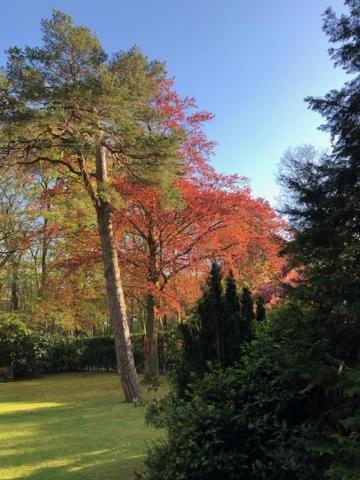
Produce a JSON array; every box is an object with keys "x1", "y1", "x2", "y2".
[
  {"x1": 144, "y1": 230, "x2": 160, "y2": 379},
  {"x1": 10, "y1": 264, "x2": 20, "y2": 311},
  {"x1": 144, "y1": 292, "x2": 159, "y2": 380},
  {"x1": 95, "y1": 145, "x2": 143, "y2": 402}
]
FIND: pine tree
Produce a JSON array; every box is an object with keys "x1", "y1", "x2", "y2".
[
  {"x1": 279, "y1": 2, "x2": 360, "y2": 476},
  {"x1": 0, "y1": 11, "x2": 184, "y2": 401},
  {"x1": 223, "y1": 271, "x2": 241, "y2": 366},
  {"x1": 306, "y1": 0, "x2": 360, "y2": 163},
  {"x1": 197, "y1": 262, "x2": 225, "y2": 366},
  {"x1": 240, "y1": 287, "x2": 254, "y2": 342},
  {"x1": 175, "y1": 264, "x2": 254, "y2": 394}
]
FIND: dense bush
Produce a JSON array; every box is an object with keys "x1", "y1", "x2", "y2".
[
  {"x1": 0, "y1": 314, "x2": 43, "y2": 377},
  {"x1": 45, "y1": 334, "x2": 167, "y2": 373},
  {"x1": 0, "y1": 324, "x2": 167, "y2": 378},
  {"x1": 45, "y1": 336, "x2": 117, "y2": 372},
  {"x1": 138, "y1": 300, "x2": 359, "y2": 480}
]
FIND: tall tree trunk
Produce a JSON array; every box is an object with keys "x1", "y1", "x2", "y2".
[
  {"x1": 144, "y1": 292, "x2": 159, "y2": 380},
  {"x1": 41, "y1": 215, "x2": 49, "y2": 291},
  {"x1": 10, "y1": 262, "x2": 20, "y2": 311},
  {"x1": 95, "y1": 145, "x2": 143, "y2": 402},
  {"x1": 144, "y1": 231, "x2": 160, "y2": 380}
]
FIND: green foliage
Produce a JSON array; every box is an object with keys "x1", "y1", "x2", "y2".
[
  {"x1": 279, "y1": 0, "x2": 360, "y2": 365},
  {"x1": 168, "y1": 263, "x2": 225, "y2": 395},
  {"x1": 45, "y1": 335, "x2": 166, "y2": 373},
  {"x1": 240, "y1": 287, "x2": 254, "y2": 337},
  {"x1": 138, "y1": 300, "x2": 332, "y2": 480},
  {"x1": 223, "y1": 271, "x2": 242, "y2": 367},
  {"x1": 255, "y1": 296, "x2": 266, "y2": 321},
  {"x1": 277, "y1": 5, "x2": 360, "y2": 478},
  {"x1": 169, "y1": 264, "x2": 259, "y2": 396},
  {"x1": 323, "y1": 367, "x2": 360, "y2": 480},
  {"x1": 139, "y1": 298, "x2": 360, "y2": 480},
  {"x1": 279, "y1": 146, "x2": 360, "y2": 361},
  {"x1": 0, "y1": 314, "x2": 40, "y2": 377},
  {"x1": 0, "y1": 325, "x2": 168, "y2": 378},
  {"x1": 1, "y1": 10, "x2": 184, "y2": 195},
  {"x1": 197, "y1": 262, "x2": 225, "y2": 366},
  {"x1": 44, "y1": 336, "x2": 116, "y2": 372},
  {"x1": 305, "y1": 0, "x2": 360, "y2": 162}
]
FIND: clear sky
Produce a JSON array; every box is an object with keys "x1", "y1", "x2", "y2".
[{"x1": 1, "y1": 0, "x2": 348, "y2": 204}]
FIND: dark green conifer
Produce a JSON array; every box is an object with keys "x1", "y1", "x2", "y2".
[
  {"x1": 240, "y1": 287, "x2": 254, "y2": 341},
  {"x1": 197, "y1": 262, "x2": 225, "y2": 366},
  {"x1": 224, "y1": 271, "x2": 241, "y2": 366},
  {"x1": 255, "y1": 296, "x2": 266, "y2": 322}
]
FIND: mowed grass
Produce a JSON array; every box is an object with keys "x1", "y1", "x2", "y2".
[{"x1": 0, "y1": 372, "x2": 166, "y2": 480}]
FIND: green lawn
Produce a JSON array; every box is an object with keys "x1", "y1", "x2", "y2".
[{"x1": 0, "y1": 372, "x2": 165, "y2": 480}]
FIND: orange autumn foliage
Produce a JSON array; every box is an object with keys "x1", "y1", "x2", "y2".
[
  {"x1": 114, "y1": 175, "x2": 284, "y2": 317},
  {"x1": 33, "y1": 78, "x2": 286, "y2": 328}
]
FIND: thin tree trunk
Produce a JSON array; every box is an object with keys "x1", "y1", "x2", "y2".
[
  {"x1": 144, "y1": 230, "x2": 160, "y2": 380},
  {"x1": 144, "y1": 292, "x2": 159, "y2": 380},
  {"x1": 10, "y1": 263, "x2": 20, "y2": 311},
  {"x1": 41, "y1": 216, "x2": 49, "y2": 291},
  {"x1": 95, "y1": 145, "x2": 143, "y2": 402}
]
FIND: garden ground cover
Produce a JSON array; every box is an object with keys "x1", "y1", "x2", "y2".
[{"x1": 0, "y1": 372, "x2": 165, "y2": 480}]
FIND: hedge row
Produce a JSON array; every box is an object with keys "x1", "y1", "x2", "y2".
[
  {"x1": 0, "y1": 319, "x2": 167, "y2": 378},
  {"x1": 45, "y1": 335, "x2": 167, "y2": 373}
]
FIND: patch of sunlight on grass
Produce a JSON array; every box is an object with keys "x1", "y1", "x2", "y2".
[
  {"x1": 66, "y1": 453, "x2": 115, "y2": 472},
  {"x1": 0, "y1": 372, "x2": 167, "y2": 480},
  {"x1": 0, "y1": 429, "x2": 35, "y2": 442},
  {"x1": 0, "y1": 402, "x2": 68, "y2": 414},
  {"x1": 126, "y1": 453, "x2": 147, "y2": 459},
  {"x1": 0, "y1": 457, "x2": 76, "y2": 479},
  {"x1": 0, "y1": 448, "x2": 35, "y2": 457},
  {"x1": 0, "y1": 449, "x2": 117, "y2": 478},
  {"x1": 81, "y1": 450, "x2": 109, "y2": 457}
]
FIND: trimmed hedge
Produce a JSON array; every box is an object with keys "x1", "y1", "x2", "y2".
[
  {"x1": 0, "y1": 320, "x2": 167, "y2": 378},
  {"x1": 45, "y1": 334, "x2": 167, "y2": 373},
  {"x1": 45, "y1": 336, "x2": 117, "y2": 372}
]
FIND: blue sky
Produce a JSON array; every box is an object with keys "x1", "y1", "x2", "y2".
[{"x1": 1, "y1": 0, "x2": 348, "y2": 204}]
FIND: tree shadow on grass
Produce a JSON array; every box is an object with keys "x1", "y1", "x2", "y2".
[
  {"x1": 11, "y1": 450, "x2": 144, "y2": 480},
  {"x1": 0, "y1": 393, "x2": 157, "y2": 480}
]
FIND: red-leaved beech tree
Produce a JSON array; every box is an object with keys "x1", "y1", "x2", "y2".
[
  {"x1": 107, "y1": 78, "x2": 284, "y2": 379},
  {"x1": 114, "y1": 174, "x2": 283, "y2": 379}
]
